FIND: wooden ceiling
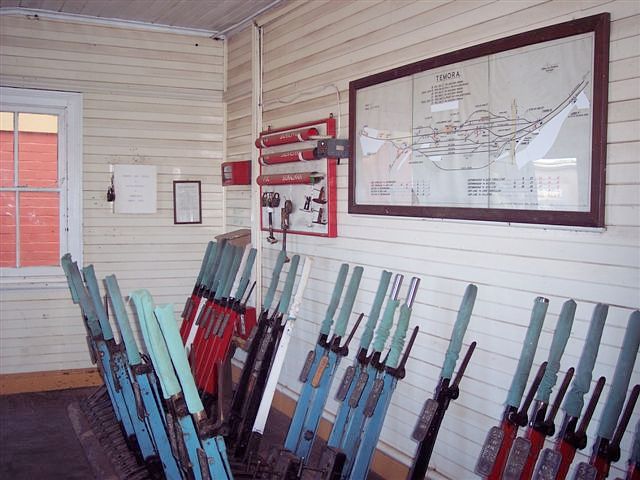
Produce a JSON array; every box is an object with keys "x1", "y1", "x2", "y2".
[{"x1": 0, "y1": 0, "x2": 282, "y2": 35}]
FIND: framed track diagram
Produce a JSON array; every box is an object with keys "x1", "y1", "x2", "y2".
[{"x1": 348, "y1": 13, "x2": 609, "y2": 227}]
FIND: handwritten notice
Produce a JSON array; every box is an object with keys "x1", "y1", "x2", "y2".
[{"x1": 113, "y1": 164, "x2": 157, "y2": 214}]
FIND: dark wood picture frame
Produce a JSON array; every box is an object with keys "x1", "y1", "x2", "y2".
[
  {"x1": 173, "y1": 180, "x2": 202, "y2": 224},
  {"x1": 348, "y1": 13, "x2": 610, "y2": 227}
]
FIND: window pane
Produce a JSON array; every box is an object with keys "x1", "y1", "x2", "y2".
[
  {"x1": 19, "y1": 192, "x2": 60, "y2": 267},
  {"x1": 0, "y1": 191, "x2": 17, "y2": 267},
  {"x1": 18, "y1": 113, "x2": 58, "y2": 188},
  {"x1": 0, "y1": 112, "x2": 14, "y2": 187}
]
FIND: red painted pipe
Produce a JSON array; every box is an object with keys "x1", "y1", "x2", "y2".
[
  {"x1": 256, "y1": 171, "x2": 324, "y2": 185},
  {"x1": 259, "y1": 148, "x2": 317, "y2": 165},
  {"x1": 255, "y1": 127, "x2": 319, "y2": 148}
]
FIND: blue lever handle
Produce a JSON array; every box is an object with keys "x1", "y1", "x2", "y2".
[
  {"x1": 215, "y1": 245, "x2": 240, "y2": 301},
  {"x1": 536, "y1": 299, "x2": 576, "y2": 403},
  {"x1": 61, "y1": 254, "x2": 80, "y2": 304},
  {"x1": 264, "y1": 250, "x2": 287, "y2": 311},
  {"x1": 235, "y1": 248, "x2": 257, "y2": 300},
  {"x1": 277, "y1": 255, "x2": 300, "y2": 315},
  {"x1": 563, "y1": 303, "x2": 608, "y2": 417},
  {"x1": 372, "y1": 274, "x2": 403, "y2": 353},
  {"x1": 155, "y1": 304, "x2": 205, "y2": 414},
  {"x1": 505, "y1": 297, "x2": 548, "y2": 408},
  {"x1": 359, "y1": 270, "x2": 391, "y2": 350},
  {"x1": 130, "y1": 290, "x2": 181, "y2": 399},
  {"x1": 201, "y1": 241, "x2": 220, "y2": 289},
  {"x1": 319, "y1": 264, "x2": 349, "y2": 336},
  {"x1": 104, "y1": 275, "x2": 142, "y2": 366},
  {"x1": 196, "y1": 241, "x2": 214, "y2": 287},
  {"x1": 597, "y1": 310, "x2": 640, "y2": 439},
  {"x1": 83, "y1": 265, "x2": 114, "y2": 340},
  {"x1": 63, "y1": 259, "x2": 101, "y2": 337},
  {"x1": 334, "y1": 266, "x2": 364, "y2": 338},
  {"x1": 441, "y1": 284, "x2": 477, "y2": 380}
]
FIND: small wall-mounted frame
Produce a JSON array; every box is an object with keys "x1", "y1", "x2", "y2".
[
  {"x1": 348, "y1": 13, "x2": 609, "y2": 227},
  {"x1": 173, "y1": 180, "x2": 202, "y2": 224}
]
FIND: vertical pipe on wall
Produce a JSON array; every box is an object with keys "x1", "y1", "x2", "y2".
[
  {"x1": 251, "y1": 21, "x2": 264, "y2": 309},
  {"x1": 221, "y1": 37, "x2": 228, "y2": 235}
]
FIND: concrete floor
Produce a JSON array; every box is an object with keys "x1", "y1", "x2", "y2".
[{"x1": 0, "y1": 387, "x2": 384, "y2": 479}]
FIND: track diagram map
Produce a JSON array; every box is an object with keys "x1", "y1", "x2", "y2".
[{"x1": 354, "y1": 33, "x2": 595, "y2": 212}]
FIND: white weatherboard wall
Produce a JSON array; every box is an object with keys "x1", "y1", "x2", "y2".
[
  {"x1": 224, "y1": 26, "x2": 253, "y2": 230},
  {"x1": 0, "y1": 15, "x2": 224, "y2": 373},
  {"x1": 228, "y1": 1, "x2": 640, "y2": 479}
]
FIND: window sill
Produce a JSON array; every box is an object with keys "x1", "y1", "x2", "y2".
[{"x1": 0, "y1": 272, "x2": 70, "y2": 290}]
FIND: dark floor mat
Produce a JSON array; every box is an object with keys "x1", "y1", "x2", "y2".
[
  {"x1": 0, "y1": 387, "x2": 98, "y2": 480},
  {"x1": 1, "y1": 386, "x2": 387, "y2": 479}
]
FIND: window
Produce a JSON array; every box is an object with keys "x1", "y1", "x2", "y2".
[{"x1": 0, "y1": 87, "x2": 82, "y2": 279}]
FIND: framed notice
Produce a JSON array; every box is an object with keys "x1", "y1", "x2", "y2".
[
  {"x1": 348, "y1": 13, "x2": 610, "y2": 227},
  {"x1": 173, "y1": 181, "x2": 202, "y2": 224}
]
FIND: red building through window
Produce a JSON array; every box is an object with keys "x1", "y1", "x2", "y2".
[{"x1": 0, "y1": 113, "x2": 60, "y2": 268}]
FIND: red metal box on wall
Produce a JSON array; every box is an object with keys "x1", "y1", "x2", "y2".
[{"x1": 221, "y1": 160, "x2": 251, "y2": 186}]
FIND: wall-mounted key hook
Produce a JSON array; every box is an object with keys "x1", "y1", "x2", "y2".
[
  {"x1": 281, "y1": 199, "x2": 293, "y2": 262},
  {"x1": 313, "y1": 186, "x2": 327, "y2": 204}
]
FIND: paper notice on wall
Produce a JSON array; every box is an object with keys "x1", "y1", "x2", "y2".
[{"x1": 113, "y1": 164, "x2": 157, "y2": 214}]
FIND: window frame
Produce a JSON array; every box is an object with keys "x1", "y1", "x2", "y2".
[{"x1": 0, "y1": 87, "x2": 82, "y2": 281}]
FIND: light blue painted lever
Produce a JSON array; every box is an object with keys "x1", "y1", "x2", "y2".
[
  {"x1": 597, "y1": 310, "x2": 640, "y2": 439},
  {"x1": 263, "y1": 250, "x2": 287, "y2": 311},
  {"x1": 333, "y1": 266, "x2": 363, "y2": 338},
  {"x1": 201, "y1": 241, "x2": 220, "y2": 289},
  {"x1": 505, "y1": 296, "x2": 548, "y2": 408},
  {"x1": 61, "y1": 254, "x2": 80, "y2": 304},
  {"x1": 213, "y1": 244, "x2": 237, "y2": 300},
  {"x1": 64, "y1": 260, "x2": 101, "y2": 337},
  {"x1": 104, "y1": 275, "x2": 142, "y2": 366},
  {"x1": 155, "y1": 304, "x2": 205, "y2": 415},
  {"x1": 277, "y1": 255, "x2": 300, "y2": 315},
  {"x1": 224, "y1": 245, "x2": 244, "y2": 298},
  {"x1": 130, "y1": 290, "x2": 181, "y2": 399},
  {"x1": 66, "y1": 261, "x2": 133, "y2": 435},
  {"x1": 441, "y1": 284, "x2": 478, "y2": 380},
  {"x1": 359, "y1": 270, "x2": 391, "y2": 351},
  {"x1": 387, "y1": 277, "x2": 419, "y2": 368},
  {"x1": 387, "y1": 305, "x2": 410, "y2": 369},
  {"x1": 234, "y1": 248, "x2": 257, "y2": 300},
  {"x1": 536, "y1": 299, "x2": 576, "y2": 403},
  {"x1": 563, "y1": 303, "x2": 608, "y2": 417},
  {"x1": 210, "y1": 238, "x2": 226, "y2": 273},
  {"x1": 372, "y1": 274, "x2": 403, "y2": 353},
  {"x1": 210, "y1": 243, "x2": 233, "y2": 295},
  {"x1": 196, "y1": 241, "x2": 214, "y2": 287},
  {"x1": 319, "y1": 263, "x2": 349, "y2": 336},
  {"x1": 83, "y1": 265, "x2": 114, "y2": 340},
  {"x1": 215, "y1": 246, "x2": 240, "y2": 301}
]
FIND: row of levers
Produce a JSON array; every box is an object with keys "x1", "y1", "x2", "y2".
[{"x1": 61, "y1": 238, "x2": 639, "y2": 480}]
